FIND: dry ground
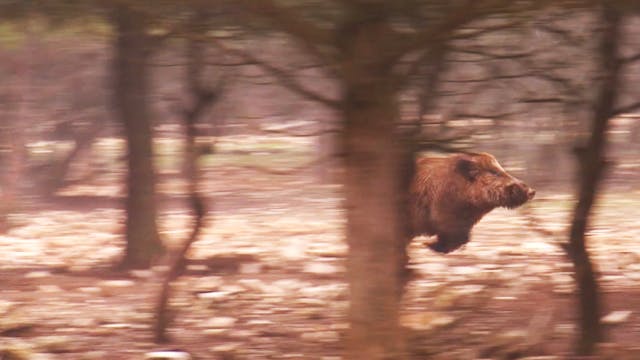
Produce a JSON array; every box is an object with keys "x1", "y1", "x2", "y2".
[{"x1": 1, "y1": 151, "x2": 640, "y2": 360}]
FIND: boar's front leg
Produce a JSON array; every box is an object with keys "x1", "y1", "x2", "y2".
[{"x1": 428, "y1": 232, "x2": 470, "y2": 254}]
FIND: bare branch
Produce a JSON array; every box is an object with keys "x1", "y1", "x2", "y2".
[
  {"x1": 526, "y1": 70, "x2": 580, "y2": 93},
  {"x1": 237, "y1": 0, "x2": 332, "y2": 46},
  {"x1": 444, "y1": 72, "x2": 531, "y2": 84},
  {"x1": 397, "y1": 0, "x2": 482, "y2": 54},
  {"x1": 397, "y1": 1, "x2": 540, "y2": 85},
  {"x1": 613, "y1": 101, "x2": 640, "y2": 116},
  {"x1": 451, "y1": 47, "x2": 535, "y2": 61},
  {"x1": 397, "y1": 40, "x2": 450, "y2": 90},
  {"x1": 212, "y1": 41, "x2": 340, "y2": 109},
  {"x1": 621, "y1": 52, "x2": 640, "y2": 64},
  {"x1": 535, "y1": 23, "x2": 586, "y2": 46},
  {"x1": 513, "y1": 55, "x2": 587, "y2": 101}
]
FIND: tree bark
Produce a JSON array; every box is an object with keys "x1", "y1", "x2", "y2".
[
  {"x1": 0, "y1": 124, "x2": 26, "y2": 233},
  {"x1": 339, "y1": 8, "x2": 409, "y2": 359},
  {"x1": 0, "y1": 21, "x2": 34, "y2": 232},
  {"x1": 112, "y1": 4, "x2": 164, "y2": 269},
  {"x1": 567, "y1": 3, "x2": 622, "y2": 356}
]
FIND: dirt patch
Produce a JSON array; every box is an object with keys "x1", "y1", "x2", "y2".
[{"x1": 1, "y1": 170, "x2": 640, "y2": 359}]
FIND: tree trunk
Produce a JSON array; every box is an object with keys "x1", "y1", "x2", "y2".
[
  {"x1": 0, "y1": 22, "x2": 35, "y2": 232},
  {"x1": 0, "y1": 125, "x2": 26, "y2": 233},
  {"x1": 112, "y1": 4, "x2": 164, "y2": 269},
  {"x1": 567, "y1": 3, "x2": 622, "y2": 356},
  {"x1": 154, "y1": 15, "x2": 217, "y2": 342},
  {"x1": 339, "y1": 10, "x2": 408, "y2": 359}
]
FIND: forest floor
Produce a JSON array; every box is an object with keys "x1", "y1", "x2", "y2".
[{"x1": 1, "y1": 138, "x2": 640, "y2": 360}]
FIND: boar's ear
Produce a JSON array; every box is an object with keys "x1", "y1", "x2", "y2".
[{"x1": 456, "y1": 156, "x2": 480, "y2": 181}]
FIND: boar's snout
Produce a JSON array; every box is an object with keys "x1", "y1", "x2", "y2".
[
  {"x1": 527, "y1": 187, "x2": 536, "y2": 200},
  {"x1": 505, "y1": 181, "x2": 535, "y2": 208}
]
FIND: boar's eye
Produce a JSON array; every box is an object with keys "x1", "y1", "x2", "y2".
[
  {"x1": 488, "y1": 168, "x2": 501, "y2": 176},
  {"x1": 456, "y1": 158, "x2": 480, "y2": 181}
]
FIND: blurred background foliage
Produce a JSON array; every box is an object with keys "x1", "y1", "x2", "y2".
[{"x1": 1, "y1": 1, "x2": 640, "y2": 359}]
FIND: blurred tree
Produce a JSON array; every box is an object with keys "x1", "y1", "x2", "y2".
[
  {"x1": 0, "y1": 93, "x2": 27, "y2": 233},
  {"x1": 0, "y1": 4, "x2": 37, "y2": 231},
  {"x1": 496, "y1": 2, "x2": 638, "y2": 355},
  {"x1": 566, "y1": 2, "x2": 624, "y2": 355},
  {"x1": 0, "y1": 0, "x2": 219, "y2": 265},
  {"x1": 411, "y1": 3, "x2": 640, "y2": 355},
  {"x1": 111, "y1": 3, "x2": 165, "y2": 268},
  {"x1": 238, "y1": 1, "x2": 541, "y2": 358},
  {"x1": 0, "y1": 29, "x2": 29, "y2": 233},
  {"x1": 0, "y1": 1, "x2": 113, "y2": 200},
  {"x1": 154, "y1": 9, "x2": 223, "y2": 342},
  {"x1": 110, "y1": 0, "x2": 229, "y2": 269}
]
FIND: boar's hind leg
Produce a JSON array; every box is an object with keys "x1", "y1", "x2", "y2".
[{"x1": 428, "y1": 232, "x2": 470, "y2": 254}]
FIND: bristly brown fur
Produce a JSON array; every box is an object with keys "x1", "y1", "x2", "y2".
[{"x1": 410, "y1": 152, "x2": 535, "y2": 253}]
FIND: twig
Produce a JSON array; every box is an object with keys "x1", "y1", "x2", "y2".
[{"x1": 212, "y1": 40, "x2": 340, "y2": 109}]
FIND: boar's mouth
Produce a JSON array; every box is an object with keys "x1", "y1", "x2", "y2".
[{"x1": 503, "y1": 199, "x2": 527, "y2": 209}]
